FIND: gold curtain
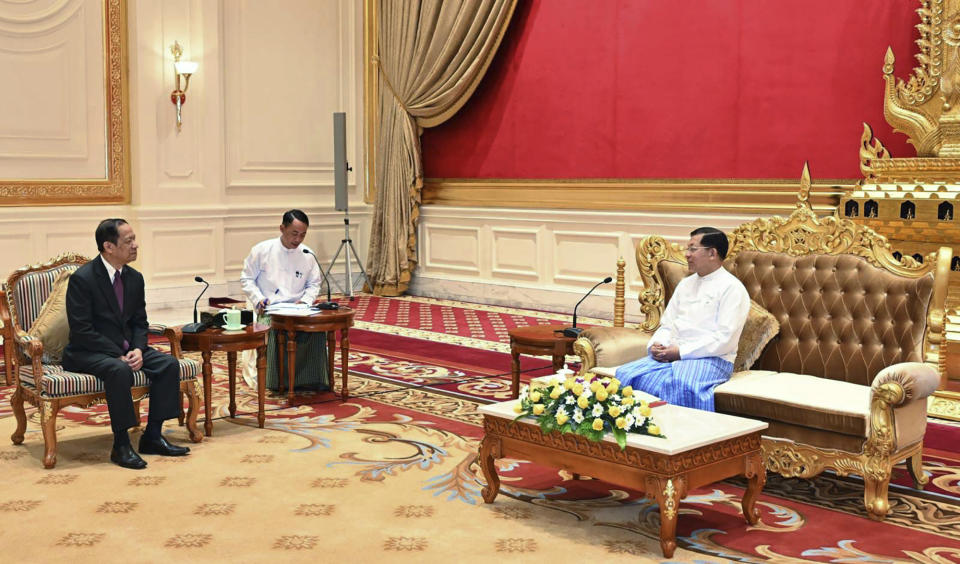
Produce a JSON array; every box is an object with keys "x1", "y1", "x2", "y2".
[{"x1": 368, "y1": 0, "x2": 517, "y2": 296}]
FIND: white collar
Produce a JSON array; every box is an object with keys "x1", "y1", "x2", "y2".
[{"x1": 100, "y1": 254, "x2": 122, "y2": 281}]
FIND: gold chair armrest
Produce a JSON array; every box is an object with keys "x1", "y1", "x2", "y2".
[
  {"x1": 871, "y1": 362, "x2": 939, "y2": 407},
  {"x1": 574, "y1": 327, "x2": 653, "y2": 375}
]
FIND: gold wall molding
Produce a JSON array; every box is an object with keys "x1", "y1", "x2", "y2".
[
  {"x1": 423, "y1": 178, "x2": 845, "y2": 214},
  {"x1": 363, "y1": 0, "x2": 378, "y2": 205},
  {"x1": 0, "y1": 0, "x2": 130, "y2": 206}
]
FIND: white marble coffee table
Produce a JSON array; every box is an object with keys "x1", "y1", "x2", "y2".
[{"x1": 477, "y1": 400, "x2": 768, "y2": 558}]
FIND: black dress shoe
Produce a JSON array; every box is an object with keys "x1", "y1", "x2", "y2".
[
  {"x1": 110, "y1": 444, "x2": 147, "y2": 469},
  {"x1": 138, "y1": 434, "x2": 190, "y2": 457}
]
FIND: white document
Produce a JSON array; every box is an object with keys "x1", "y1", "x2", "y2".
[{"x1": 265, "y1": 303, "x2": 319, "y2": 317}]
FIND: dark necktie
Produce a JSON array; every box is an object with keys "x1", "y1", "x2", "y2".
[
  {"x1": 113, "y1": 271, "x2": 129, "y2": 352},
  {"x1": 113, "y1": 270, "x2": 124, "y2": 311}
]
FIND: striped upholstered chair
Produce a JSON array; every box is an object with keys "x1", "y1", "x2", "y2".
[{"x1": 3, "y1": 253, "x2": 203, "y2": 468}]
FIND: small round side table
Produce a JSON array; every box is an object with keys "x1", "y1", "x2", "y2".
[
  {"x1": 507, "y1": 325, "x2": 577, "y2": 399},
  {"x1": 180, "y1": 323, "x2": 269, "y2": 436}
]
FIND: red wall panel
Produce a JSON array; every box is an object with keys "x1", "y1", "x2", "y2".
[{"x1": 421, "y1": 0, "x2": 919, "y2": 180}]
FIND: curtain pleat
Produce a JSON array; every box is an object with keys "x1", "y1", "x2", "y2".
[{"x1": 367, "y1": 0, "x2": 516, "y2": 296}]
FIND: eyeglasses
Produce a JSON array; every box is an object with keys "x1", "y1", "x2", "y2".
[{"x1": 685, "y1": 246, "x2": 710, "y2": 253}]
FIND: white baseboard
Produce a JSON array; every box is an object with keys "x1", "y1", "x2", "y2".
[{"x1": 408, "y1": 275, "x2": 642, "y2": 324}]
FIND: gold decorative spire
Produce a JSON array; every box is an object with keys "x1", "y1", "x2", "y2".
[
  {"x1": 797, "y1": 162, "x2": 811, "y2": 209},
  {"x1": 881, "y1": 0, "x2": 960, "y2": 156},
  {"x1": 859, "y1": 123, "x2": 890, "y2": 180}
]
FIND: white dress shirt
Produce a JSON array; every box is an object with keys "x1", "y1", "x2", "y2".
[
  {"x1": 648, "y1": 266, "x2": 750, "y2": 363},
  {"x1": 100, "y1": 254, "x2": 122, "y2": 282},
  {"x1": 240, "y1": 238, "x2": 321, "y2": 306}
]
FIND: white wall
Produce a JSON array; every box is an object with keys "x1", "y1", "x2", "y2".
[
  {"x1": 413, "y1": 207, "x2": 757, "y2": 323},
  {"x1": 0, "y1": 0, "x2": 369, "y2": 319}
]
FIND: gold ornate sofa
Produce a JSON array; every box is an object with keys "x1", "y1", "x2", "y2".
[
  {"x1": 574, "y1": 177, "x2": 950, "y2": 521},
  {"x1": 3, "y1": 253, "x2": 203, "y2": 468}
]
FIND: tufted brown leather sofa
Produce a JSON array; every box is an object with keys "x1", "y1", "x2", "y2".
[{"x1": 574, "y1": 187, "x2": 950, "y2": 521}]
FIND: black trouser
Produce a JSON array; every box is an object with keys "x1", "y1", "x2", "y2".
[{"x1": 75, "y1": 348, "x2": 180, "y2": 433}]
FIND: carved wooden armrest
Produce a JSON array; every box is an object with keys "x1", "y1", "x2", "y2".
[
  {"x1": 574, "y1": 327, "x2": 654, "y2": 375},
  {"x1": 148, "y1": 324, "x2": 184, "y2": 358},
  {"x1": 15, "y1": 331, "x2": 46, "y2": 389}
]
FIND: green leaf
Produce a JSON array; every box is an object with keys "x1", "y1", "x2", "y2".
[
  {"x1": 614, "y1": 428, "x2": 627, "y2": 450},
  {"x1": 539, "y1": 416, "x2": 556, "y2": 434}
]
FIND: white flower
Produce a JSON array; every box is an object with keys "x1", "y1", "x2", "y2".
[
  {"x1": 564, "y1": 395, "x2": 575, "y2": 405},
  {"x1": 581, "y1": 388, "x2": 593, "y2": 399},
  {"x1": 519, "y1": 388, "x2": 528, "y2": 401},
  {"x1": 591, "y1": 403, "x2": 604, "y2": 418},
  {"x1": 624, "y1": 414, "x2": 636, "y2": 429},
  {"x1": 610, "y1": 394, "x2": 621, "y2": 403},
  {"x1": 555, "y1": 407, "x2": 568, "y2": 419},
  {"x1": 572, "y1": 408, "x2": 584, "y2": 424}
]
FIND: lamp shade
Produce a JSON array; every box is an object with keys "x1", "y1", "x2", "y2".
[{"x1": 174, "y1": 61, "x2": 198, "y2": 75}]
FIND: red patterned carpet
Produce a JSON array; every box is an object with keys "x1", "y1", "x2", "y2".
[{"x1": 3, "y1": 295, "x2": 960, "y2": 561}]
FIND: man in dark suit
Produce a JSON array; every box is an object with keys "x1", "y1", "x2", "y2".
[{"x1": 63, "y1": 218, "x2": 190, "y2": 469}]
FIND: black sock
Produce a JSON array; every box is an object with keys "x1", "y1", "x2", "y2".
[
  {"x1": 144, "y1": 420, "x2": 162, "y2": 441},
  {"x1": 113, "y1": 431, "x2": 131, "y2": 449}
]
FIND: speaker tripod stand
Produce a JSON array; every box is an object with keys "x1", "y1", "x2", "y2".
[{"x1": 325, "y1": 216, "x2": 367, "y2": 299}]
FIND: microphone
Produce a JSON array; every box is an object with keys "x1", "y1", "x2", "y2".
[
  {"x1": 181, "y1": 276, "x2": 210, "y2": 333},
  {"x1": 562, "y1": 276, "x2": 613, "y2": 338},
  {"x1": 303, "y1": 249, "x2": 339, "y2": 310}
]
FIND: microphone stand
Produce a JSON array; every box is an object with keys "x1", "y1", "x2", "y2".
[
  {"x1": 182, "y1": 276, "x2": 210, "y2": 333},
  {"x1": 562, "y1": 276, "x2": 613, "y2": 338},
  {"x1": 303, "y1": 249, "x2": 339, "y2": 310}
]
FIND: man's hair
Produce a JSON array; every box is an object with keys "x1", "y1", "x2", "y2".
[
  {"x1": 690, "y1": 226, "x2": 729, "y2": 259},
  {"x1": 282, "y1": 209, "x2": 309, "y2": 227},
  {"x1": 96, "y1": 218, "x2": 128, "y2": 253}
]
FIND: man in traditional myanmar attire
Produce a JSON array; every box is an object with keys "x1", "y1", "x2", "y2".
[
  {"x1": 240, "y1": 209, "x2": 328, "y2": 391},
  {"x1": 615, "y1": 227, "x2": 750, "y2": 411}
]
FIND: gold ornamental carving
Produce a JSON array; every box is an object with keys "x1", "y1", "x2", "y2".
[
  {"x1": 661, "y1": 479, "x2": 678, "y2": 520},
  {"x1": 0, "y1": 0, "x2": 130, "y2": 205},
  {"x1": 842, "y1": 0, "x2": 960, "y2": 405},
  {"x1": 729, "y1": 165, "x2": 934, "y2": 275},
  {"x1": 484, "y1": 416, "x2": 760, "y2": 475}
]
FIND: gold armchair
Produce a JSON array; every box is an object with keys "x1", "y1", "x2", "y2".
[
  {"x1": 3, "y1": 253, "x2": 203, "y2": 468},
  {"x1": 574, "y1": 168, "x2": 949, "y2": 520}
]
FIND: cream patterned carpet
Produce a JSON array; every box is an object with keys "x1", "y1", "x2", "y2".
[{"x1": 0, "y1": 370, "x2": 705, "y2": 563}]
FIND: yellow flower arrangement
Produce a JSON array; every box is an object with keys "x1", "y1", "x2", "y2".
[{"x1": 515, "y1": 372, "x2": 665, "y2": 449}]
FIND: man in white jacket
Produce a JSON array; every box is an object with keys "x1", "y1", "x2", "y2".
[
  {"x1": 240, "y1": 209, "x2": 328, "y2": 390},
  {"x1": 614, "y1": 227, "x2": 750, "y2": 411}
]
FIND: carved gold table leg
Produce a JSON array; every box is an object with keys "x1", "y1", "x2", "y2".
[
  {"x1": 649, "y1": 475, "x2": 685, "y2": 559},
  {"x1": 742, "y1": 451, "x2": 765, "y2": 525},
  {"x1": 479, "y1": 435, "x2": 501, "y2": 503}
]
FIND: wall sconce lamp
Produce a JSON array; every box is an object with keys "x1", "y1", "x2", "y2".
[{"x1": 170, "y1": 41, "x2": 198, "y2": 132}]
